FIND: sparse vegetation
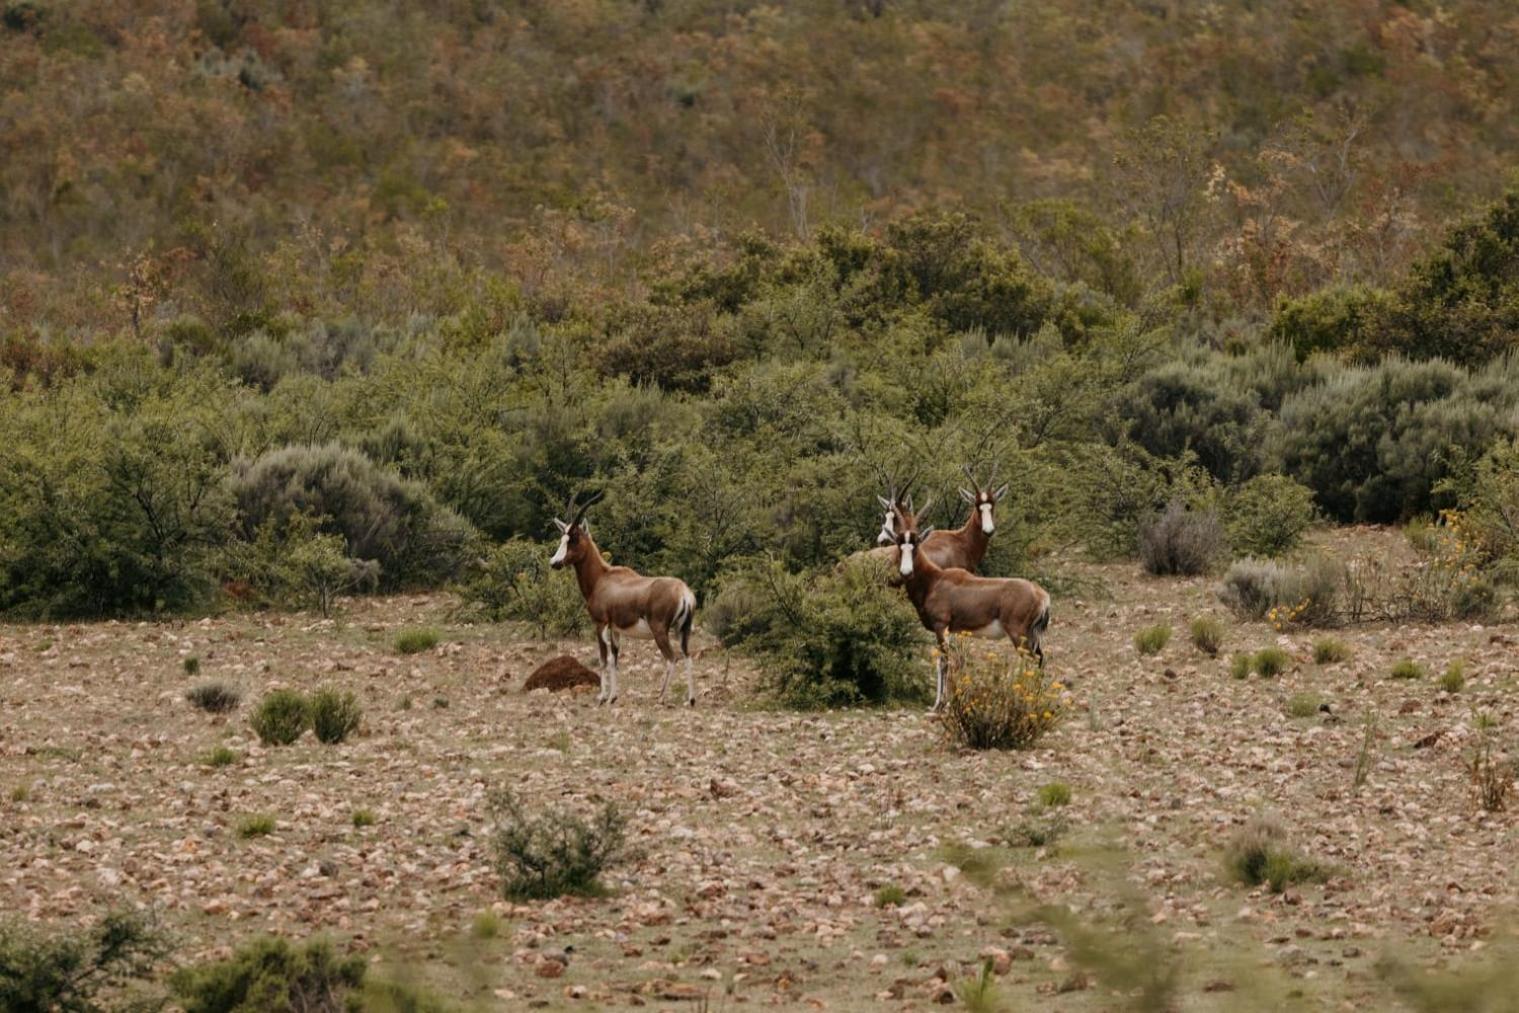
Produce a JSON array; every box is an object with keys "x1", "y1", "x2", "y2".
[
  {"x1": 953, "y1": 960, "x2": 1006, "y2": 1013},
  {"x1": 171, "y1": 935, "x2": 366, "y2": 1013},
  {"x1": 1252, "y1": 646, "x2": 1292, "y2": 678},
  {"x1": 1287, "y1": 692, "x2": 1323, "y2": 719},
  {"x1": 939, "y1": 639, "x2": 1064, "y2": 751},
  {"x1": 1440, "y1": 660, "x2": 1467, "y2": 693},
  {"x1": 1133, "y1": 625, "x2": 1171, "y2": 656},
  {"x1": 351, "y1": 809, "x2": 377, "y2": 829},
  {"x1": 236, "y1": 814, "x2": 276, "y2": 838},
  {"x1": 184, "y1": 681, "x2": 241, "y2": 714},
  {"x1": 249, "y1": 690, "x2": 309, "y2": 746},
  {"x1": 1354, "y1": 711, "x2": 1380, "y2": 792},
  {"x1": 471, "y1": 911, "x2": 502, "y2": 940},
  {"x1": 1036, "y1": 782, "x2": 1072, "y2": 809},
  {"x1": 308, "y1": 688, "x2": 361, "y2": 745},
  {"x1": 1223, "y1": 815, "x2": 1331, "y2": 893},
  {"x1": 1230, "y1": 653, "x2": 1254, "y2": 680},
  {"x1": 1138, "y1": 502, "x2": 1225, "y2": 576},
  {"x1": 201, "y1": 746, "x2": 237, "y2": 768},
  {"x1": 0, "y1": 909, "x2": 166, "y2": 1013},
  {"x1": 394, "y1": 628, "x2": 440, "y2": 655},
  {"x1": 1467, "y1": 712, "x2": 1514, "y2": 813},
  {"x1": 1390, "y1": 658, "x2": 1425, "y2": 681},
  {"x1": 874, "y1": 885, "x2": 907, "y2": 908},
  {"x1": 1313, "y1": 637, "x2": 1352, "y2": 664},
  {"x1": 1188, "y1": 616, "x2": 1224, "y2": 656},
  {"x1": 183, "y1": 656, "x2": 200, "y2": 676},
  {"x1": 488, "y1": 790, "x2": 630, "y2": 901},
  {"x1": 1225, "y1": 474, "x2": 1317, "y2": 558}
]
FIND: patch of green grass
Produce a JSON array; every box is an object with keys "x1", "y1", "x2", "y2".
[
  {"x1": 1313, "y1": 637, "x2": 1351, "y2": 664},
  {"x1": 28, "y1": 745, "x2": 82, "y2": 762},
  {"x1": 185, "y1": 681, "x2": 241, "y2": 714},
  {"x1": 1006, "y1": 813, "x2": 1068, "y2": 848},
  {"x1": 547, "y1": 730, "x2": 572, "y2": 752},
  {"x1": 1230, "y1": 653, "x2": 1253, "y2": 679},
  {"x1": 901, "y1": 949, "x2": 922, "y2": 968},
  {"x1": 249, "y1": 689, "x2": 309, "y2": 746},
  {"x1": 1036, "y1": 782, "x2": 1071, "y2": 808},
  {"x1": 1188, "y1": 616, "x2": 1225, "y2": 656},
  {"x1": 394, "y1": 628, "x2": 440, "y2": 655},
  {"x1": 471, "y1": 910, "x2": 503, "y2": 939},
  {"x1": 201, "y1": 746, "x2": 238, "y2": 768},
  {"x1": 183, "y1": 656, "x2": 201, "y2": 676},
  {"x1": 10, "y1": 785, "x2": 30, "y2": 802},
  {"x1": 1286, "y1": 692, "x2": 1322, "y2": 719},
  {"x1": 236, "y1": 814, "x2": 276, "y2": 839},
  {"x1": 1133, "y1": 624, "x2": 1172, "y2": 656},
  {"x1": 431, "y1": 696, "x2": 449, "y2": 709},
  {"x1": 953, "y1": 960, "x2": 1005, "y2": 1013},
  {"x1": 1440, "y1": 660, "x2": 1466, "y2": 693},
  {"x1": 1390, "y1": 658, "x2": 1424, "y2": 681},
  {"x1": 351, "y1": 808, "x2": 376, "y2": 828},
  {"x1": 1223, "y1": 815, "x2": 1330, "y2": 893},
  {"x1": 1253, "y1": 646, "x2": 1291, "y2": 678},
  {"x1": 309, "y1": 688, "x2": 361, "y2": 744},
  {"x1": 398, "y1": 696, "x2": 412, "y2": 711},
  {"x1": 874, "y1": 884, "x2": 907, "y2": 908}
]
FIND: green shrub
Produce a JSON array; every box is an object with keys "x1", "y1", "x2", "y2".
[
  {"x1": 471, "y1": 911, "x2": 502, "y2": 940},
  {"x1": 1390, "y1": 658, "x2": 1424, "y2": 681},
  {"x1": 308, "y1": 689, "x2": 361, "y2": 744},
  {"x1": 1225, "y1": 474, "x2": 1317, "y2": 558},
  {"x1": 1440, "y1": 660, "x2": 1467, "y2": 693},
  {"x1": 351, "y1": 808, "x2": 376, "y2": 828},
  {"x1": 185, "y1": 681, "x2": 241, "y2": 714},
  {"x1": 393, "y1": 628, "x2": 440, "y2": 655},
  {"x1": 454, "y1": 538, "x2": 585, "y2": 638},
  {"x1": 1313, "y1": 637, "x2": 1351, "y2": 664},
  {"x1": 236, "y1": 814, "x2": 275, "y2": 838},
  {"x1": 229, "y1": 443, "x2": 476, "y2": 590},
  {"x1": 940, "y1": 640, "x2": 1064, "y2": 750},
  {"x1": 1121, "y1": 359, "x2": 1268, "y2": 483},
  {"x1": 747, "y1": 559, "x2": 927, "y2": 709},
  {"x1": 1189, "y1": 616, "x2": 1225, "y2": 656},
  {"x1": 183, "y1": 655, "x2": 201, "y2": 676},
  {"x1": 170, "y1": 935, "x2": 366, "y2": 1013},
  {"x1": 1036, "y1": 782, "x2": 1072, "y2": 808},
  {"x1": 1223, "y1": 815, "x2": 1329, "y2": 893},
  {"x1": 874, "y1": 885, "x2": 907, "y2": 908},
  {"x1": 1220, "y1": 555, "x2": 1341, "y2": 627},
  {"x1": 1138, "y1": 501, "x2": 1226, "y2": 576},
  {"x1": 953, "y1": 959, "x2": 1006, "y2": 1013},
  {"x1": 1230, "y1": 653, "x2": 1254, "y2": 679},
  {"x1": 1253, "y1": 646, "x2": 1291, "y2": 678},
  {"x1": 249, "y1": 690, "x2": 309, "y2": 746},
  {"x1": 1269, "y1": 284, "x2": 1391, "y2": 360},
  {"x1": 488, "y1": 790, "x2": 630, "y2": 900},
  {"x1": 1133, "y1": 625, "x2": 1172, "y2": 656},
  {"x1": 202, "y1": 746, "x2": 238, "y2": 768},
  {"x1": 0, "y1": 910, "x2": 166, "y2": 1012},
  {"x1": 1286, "y1": 692, "x2": 1322, "y2": 718}
]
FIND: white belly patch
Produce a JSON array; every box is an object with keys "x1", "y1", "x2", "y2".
[
  {"x1": 616, "y1": 619, "x2": 654, "y2": 639},
  {"x1": 970, "y1": 621, "x2": 1006, "y2": 639}
]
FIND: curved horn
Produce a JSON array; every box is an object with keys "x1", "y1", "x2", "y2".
[
  {"x1": 570, "y1": 488, "x2": 604, "y2": 525},
  {"x1": 915, "y1": 494, "x2": 936, "y2": 524}
]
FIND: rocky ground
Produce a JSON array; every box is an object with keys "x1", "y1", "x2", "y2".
[{"x1": 3, "y1": 527, "x2": 1518, "y2": 1010}]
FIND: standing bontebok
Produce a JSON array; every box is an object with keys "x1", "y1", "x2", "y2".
[
  {"x1": 889, "y1": 514, "x2": 1051, "y2": 712},
  {"x1": 879, "y1": 463, "x2": 1010, "y2": 572},
  {"x1": 549, "y1": 491, "x2": 698, "y2": 706}
]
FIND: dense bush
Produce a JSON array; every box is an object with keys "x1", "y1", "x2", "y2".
[
  {"x1": 454, "y1": 539, "x2": 586, "y2": 638},
  {"x1": 0, "y1": 910, "x2": 165, "y2": 1013},
  {"x1": 170, "y1": 935, "x2": 366, "y2": 1013},
  {"x1": 308, "y1": 689, "x2": 361, "y2": 745},
  {"x1": 1224, "y1": 474, "x2": 1316, "y2": 558},
  {"x1": 488, "y1": 790, "x2": 630, "y2": 900},
  {"x1": 249, "y1": 690, "x2": 309, "y2": 746},
  {"x1": 229, "y1": 444, "x2": 475, "y2": 590},
  {"x1": 1138, "y1": 501, "x2": 1226, "y2": 576},
  {"x1": 1122, "y1": 360, "x2": 1266, "y2": 482},
  {"x1": 1269, "y1": 285, "x2": 1392, "y2": 361},
  {"x1": 185, "y1": 682, "x2": 242, "y2": 714}
]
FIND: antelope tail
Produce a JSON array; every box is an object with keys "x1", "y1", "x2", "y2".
[{"x1": 675, "y1": 586, "x2": 697, "y2": 655}]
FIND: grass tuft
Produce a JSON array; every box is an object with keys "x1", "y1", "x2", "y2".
[
  {"x1": 1036, "y1": 782, "x2": 1072, "y2": 808},
  {"x1": 1313, "y1": 637, "x2": 1351, "y2": 664},
  {"x1": 1390, "y1": 658, "x2": 1424, "y2": 681},
  {"x1": 1252, "y1": 646, "x2": 1291, "y2": 678},
  {"x1": 351, "y1": 808, "x2": 376, "y2": 828},
  {"x1": 1188, "y1": 616, "x2": 1225, "y2": 656},
  {"x1": 309, "y1": 688, "x2": 361, "y2": 744},
  {"x1": 1286, "y1": 692, "x2": 1322, "y2": 719},
  {"x1": 249, "y1": 689, "x2": 309, "y2": 746},
  {"x1": 183, "y1": 656, "x2": 201, "y2": 676},
  {"x1": 236, "y1": 814, "x2": 275, "y2": 838},
  {"x1": 201, "y1": 746, "x2": 238, "y2": 768},
  {"x1": 874, "y1": 884, "x2": 907, "y2": 908},
  {"x1": 185, "y1": 681, "x2": 241, "y2": 714},
  {"x1": 1440, "y1": 660, "x2": 1466, "y2": 693},
  {"x1": 1133, "y1": 624, "x2": 1172, "y2": 656},
  {"x1": 1223, "y1": 814, "x2": 1330, "y2": 893},
  {"x1": 394, "y1": 628, "x2": 440, "y2": 655}
]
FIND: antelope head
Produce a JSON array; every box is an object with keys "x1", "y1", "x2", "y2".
[
  {"x1": 959, "y1": 463, "x2": 1010, "y2": 536},
  {"x1": 874, "y1": 468, "x2": 920, "y2": 546},
  {"x1": 890, "y1": 518, "x2": 935, "y2": 578},
  {"x1": 549, "y1": 489, "x2": 604, "y2": 569}
]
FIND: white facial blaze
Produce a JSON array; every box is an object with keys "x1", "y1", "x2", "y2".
[
  {"x1": 550, "y1": 533, "x2": 569, "y2": 566},
  {"x1": 898, "y1": 537, "x2": 915, "y2": 576},
  {"x1": 980, "y1": 501, "x2": 994, "y2": 535}
]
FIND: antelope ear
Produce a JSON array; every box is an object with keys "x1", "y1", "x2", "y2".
[
  {"x1": 920, "y1": 525, "x2": 935, "y2": 537},
  {"x1": 553, "y1": 518, "x2": 569, "y2": 533},
  {"x1": 993, "y1": 483, "x2": 1010, "y2": 500},
  {"x1": 959, "y1": 487, "x2": 974, "y2": 503},
  {"x1": 878, "y1": 495, "x2": 894, "y2": 510}
]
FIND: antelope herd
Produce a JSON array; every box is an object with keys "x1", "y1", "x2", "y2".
[{"x1": 548, "y1": 465, "x2": 1051, "y2": 709}]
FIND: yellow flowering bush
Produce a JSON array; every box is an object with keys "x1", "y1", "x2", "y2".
[{"x1": 938, "y1": 634, "x2": 1065, "y2": 751}]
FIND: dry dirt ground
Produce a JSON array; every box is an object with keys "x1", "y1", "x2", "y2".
[{"x1": 3, "y1": 527, "x2": 1519, "y2": 1010}]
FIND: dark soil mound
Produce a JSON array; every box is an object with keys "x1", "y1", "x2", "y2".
[{"x1": 522, "y1": 655, "x2": 600, "y2": 693}]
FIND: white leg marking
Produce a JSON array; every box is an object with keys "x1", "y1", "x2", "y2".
[{"x1": 659, "y1": 659, "x2": 673, "y2": 702}]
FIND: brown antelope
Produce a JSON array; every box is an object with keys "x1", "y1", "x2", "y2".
[
  {"x1": 888, "y1": 513, "x2": 1051, "y2": 712},
  {"x1": 877, "y1": 464, "x2": 1010, "y2": 572},
  {"x1": 549, "y1": 491, "x2": 698, "y2": 706}
]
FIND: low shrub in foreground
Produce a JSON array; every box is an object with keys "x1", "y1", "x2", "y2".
[
  {"x1": 1133, "y1": 624, "x2": 1171, "y2": 656},
  {"x1": 939, "y1": 637, "x2": 1064, "y2": 750},
  {"x1": 1390, "y1": 658, "x2": 1424, "y2": 681},
  {"x1": 488, "y1": 790, "x2": 631, "y2": 900},
  {"x1": 393, "y1": 628, "x2": 440, "y2": 655},
  {"x1": 308, "y1": 689, "x2": 361, "y2": 744},
  {"x1": 0, "y1": 909, "x2": 165, "y2": 1012},
  {"x1": 171, "y1": 935, "x2": 365, "y2": 1013},
  {"x1": 1036, "y1": 782, "x2": 1072, "y2": 808},
  {"x1": 1188, "y1": 616, "x2": 1224, "y2": 656},
  {"x1": 1313, "y1": 637, "x2": 1351, "y2": 664},
  {"x1": 1138, "y1": 501, "x2": 1225, "y2": 576},
  {"x1": 202, "y1": 746, "x2": 238, "y2": 768},
  {"x1": 874, "y1": 885, "x2": 907, "y2": 908},
  {"x1": 249, "y1": 690, "x2": 309, "y2": 745},
  {"x1": 1253, "y1": 646, "x2": 1292, "y2": 678},
  {"x1": 185, "y1": 681, "x2": 241, "y2": 714},
  {"x1": 1223, "y1": 814, "x2": 1330, "y2": 893}
]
